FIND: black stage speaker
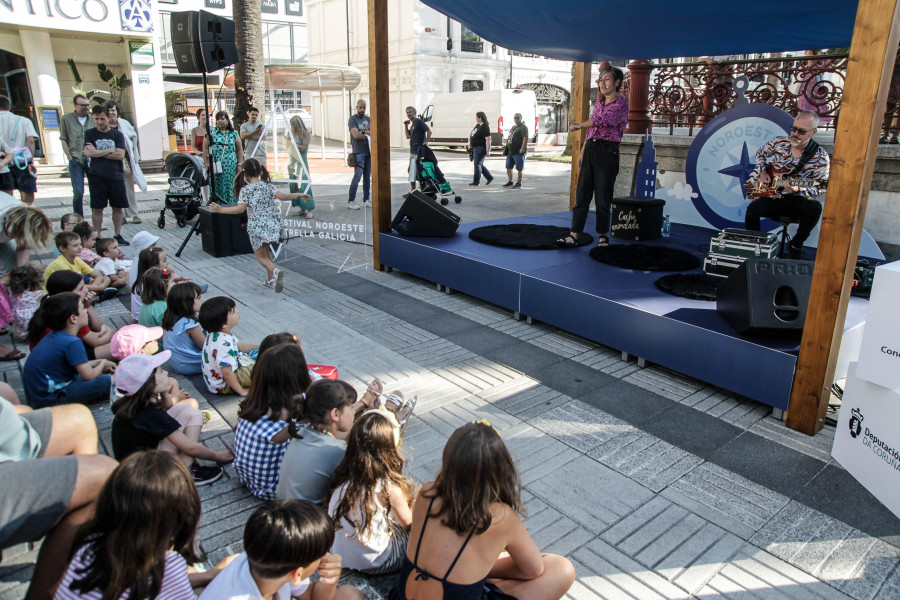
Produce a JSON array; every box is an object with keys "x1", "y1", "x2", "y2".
[
  {"x1": 198, "y1": 206, "x2": 253, "y2": 258},
  {"x1": 716, "y1": 258, "x2": 813, "y2": 335},
  {"x1": 390, "y1": 190, "x2": 460, "y2": 237},
  {"x1": 172, "y1": 10, "x2": 238, "y2": 74}
]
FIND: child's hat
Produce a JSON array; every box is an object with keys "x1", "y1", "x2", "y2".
[
  {"x1": 115, "y1": 351, "x2": 172, "y2": 396},
  {"x1": 131, "y1": 231, "x2": 160, "y2": 253},
  {"x1": 110, "y1": 324, "x2": 163, "y2": 359}
]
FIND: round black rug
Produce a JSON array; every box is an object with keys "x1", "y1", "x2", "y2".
[
  {"x1": 590, "y1": 244, "x2": 701, "y2": 271},
  {"x1": 655, "y1": 273, "x2": 723, "y2": 301},
  {"x1": 469, "y1": 224, "x2": 592, "y2": 249}
]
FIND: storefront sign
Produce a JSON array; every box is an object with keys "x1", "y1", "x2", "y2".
[
  {"x1": 204, "y1": 0, "x2": 225, "y2": 8},
  {"x1": 129, "y1": 40, "x2": 155, "y2": 66},
  {"x1": 261, "y1": 0, "x2": 277, "y2": 13},
  {"x1": 284, "y1": 0, "x2": 301, "y2": 16},
  {"x1": 0, "y1": 0, "x2": 153, "y2": 35},
  {"x1": 39, "y1": 106, "x2": 62, "y2": 130}
]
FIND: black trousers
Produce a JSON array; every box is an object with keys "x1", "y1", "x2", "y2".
[
  {"x1": 744, "y1": 194, "x2": 822, "y2": 246},
  {"x1": 571, "y1": 139, "x2": 619, "y2": 235}
]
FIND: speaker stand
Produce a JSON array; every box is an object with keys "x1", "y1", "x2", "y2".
[{"x1": 176, "y1": 71, "x2": 219, "y2": 258}]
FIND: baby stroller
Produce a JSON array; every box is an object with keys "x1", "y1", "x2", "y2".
[
  {"x1": 416, "y1": 146, "x2": 461, "y2": 206},
  {"x1": 159, "y1": 153, "x2": 206, "y2": 228}
]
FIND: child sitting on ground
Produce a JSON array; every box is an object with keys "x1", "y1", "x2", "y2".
[
  {"x1": 110, "y1": 351, "x2": 233, "y2": 485},
  {"x1": 43, "y1": 231, "x2": 111, "y2": 294},
  {"x1": 73, "y1": 221, "x2": 101, "y2": 267},
  {"x1": 7, "y1": 264, "x2": 45, "y2": 339},
  {"x1": 161, "y1": 282, "x2": 205, "y2": 375},
  {"x1": 109, "y1": 323, "x2": 194, "y2": 407},
  {"x1": 198, "y1": 500, "x2": 362, "y2": 600},
  {"x1": 93, "y1": 236, "x2": 131, "y2": 290},
  {"x1": 22, "y1": 293, "x2": 115, "y2": 408},
  {"x1": 138, "y1": 267, "x2": 171, "y2": 328},
  {"x1": 199, "y1": 296, "x2": 259, "y2": 396},
  {"x1": 233, "y1": 342, "x2": 312, "y2": 500},
  {"x1": 328, "y1": 411, "x2": 416, "y2": 574},
  {"x1": 53, "y1": 213, "x2": 83, "y2": 258},
  {"x1": 131, "y1": 246, "x2": 189, "y2": 322},
  {"x1": 55, "y1": 451, "x2": 233, "y2": 599}
]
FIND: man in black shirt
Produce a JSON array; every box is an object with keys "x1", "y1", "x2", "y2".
[
  {"x1": 404, "y1": 106, "x2": 431, "y2": 194},
  {"x1": 83, "y1": 106, "x2": 129, "y2": 246}
]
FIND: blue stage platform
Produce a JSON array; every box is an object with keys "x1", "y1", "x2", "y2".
[{"x1": 378, "y1": 212, "x2": 869, "y2": 410}]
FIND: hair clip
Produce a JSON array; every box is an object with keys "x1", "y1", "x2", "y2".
[
  {"x1": 292, "y1": 335, "x2": 299, "y2": 343},
  {"x1": 468, "y1": 418, "x2": 501, "y2": 437}
]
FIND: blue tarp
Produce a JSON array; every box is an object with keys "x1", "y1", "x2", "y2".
[{"x1": 420, "y1": 0, "x2": 859, "y2": 62}]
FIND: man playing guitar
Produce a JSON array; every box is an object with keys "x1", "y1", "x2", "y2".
[{"x1": 745, "y1": 110, "x2": 830, "y2": 259}]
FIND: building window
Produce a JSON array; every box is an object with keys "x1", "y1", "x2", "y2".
[
  {"x1": 460, "y1": 25, "x2": 483, "y2": 53},
  {"x1": 262, "y1": 21, "x2": 308, "y2": 64},
  {"x1": 159, "y1": 11, "x2": 175, "y2": 66},
  {"x1": 462, "y1": 80, "x2": 483, "y2": 92}
]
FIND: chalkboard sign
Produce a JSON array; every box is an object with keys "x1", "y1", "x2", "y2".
[
  {"x1": 39, "y1": 106, "x2": 61, "y2": 130},
  {"x1": 609, "y1": 196, "x2": 665, "y2": 241}
]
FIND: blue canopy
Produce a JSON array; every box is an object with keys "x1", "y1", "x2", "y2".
[{"x1": 420, "y1": 0, "x2": 859, "y2": 62}]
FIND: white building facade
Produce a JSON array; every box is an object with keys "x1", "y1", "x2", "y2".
[{"x1": 305, "y1": 0, "x2": 572, "y2": 147}]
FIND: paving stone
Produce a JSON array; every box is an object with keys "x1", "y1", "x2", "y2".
[
  {"x1": 662, "y1": 462, "x2": 790, "y2": 539},
  {"x1": 485, "y1": 381, "x2": 571, "y2": 420},
  {"x1": 529, "y1": 400, "x2": 632, "y2": 454},
  {"x1": 589, "y1": 429, "x2": 702, "y2": 493}
]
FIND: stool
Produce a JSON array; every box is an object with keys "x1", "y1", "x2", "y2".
[{"x1": 776, "y1": 216, "x2": 799, "y2": 258}]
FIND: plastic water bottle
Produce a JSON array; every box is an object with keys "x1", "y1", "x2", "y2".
[{"x1": 662, "y1": 215, "x2": 671, "y2": 238}]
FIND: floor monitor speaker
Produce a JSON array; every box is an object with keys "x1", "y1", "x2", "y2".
[
  {"x1": 198, "y1": 207, "x2": 253, "y2": 258},
  {"x1": 390, "y1": 190, "x2": 460, "y2": 237},
  {"x1": 716, "y1": 258, "x2": 813, "y2": 335}
]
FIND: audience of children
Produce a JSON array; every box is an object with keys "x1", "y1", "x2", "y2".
[
  {"x1": 110, "y1": 351, "x2": 232, "y2": 484},
  {"x1": 32, "y1": 271, "x2": 115, "y2": 360},
  {"x1": 93, "y1": 236, "x2": 131, "y2": 290},
  {"x1": 22, "y1": 293, "x2": 115, "y2": 408},
  {"x1": 162, "y1": 282, "x2": 205, "y2": 375},
  {"x1": 328, "y1": 411, "x2": 416, "y2": 575},
  {"x1": 7, "y1": 264, "x2": 45, "y2": 340},
  {"x1": 138, "y1": 267, "x2": 171, "y2": 328},
  {"x1": 210, "y1": 158, "x2": 311, "y2": 292},
  {"x1": 199, "y1": 296, "x2": 259, "y2": 396},
  {"x1": 72, "y1": 221, "x2": 101, "y2": 267},
  {"x1": 131, "y1": 246, "x2": 166, "y2": 321},
  {"x1": 128, "y1": 230, "x2": 159, "y2": 290},
  {"x1": 198, "y1": 500, "x2": 362, "y2": 600},
  {"x1": 54, "y1": 451, "x2": 231, "y2": 599},
  {"x1": 51, "y1": 213, "x2": 83, "y2": 259},
  {"x1": 389, "y1": 420, "x2": 576, "y2": 600},
  {"x1": 233, "y1": 341, "x2": 312, "y2": 500},
  {"x1": 43, "y1": 231, "x2": 111, "y2": 295}
]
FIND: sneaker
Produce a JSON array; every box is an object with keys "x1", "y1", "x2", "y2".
[
  {"x1": 131, "y1": 215, "x2": 142, "y2": 224},
  {"x1": 98, "y1": 287, "x2": 119, "y2": 303},
  {"x1": 273, "y1": 268, "x2": 284, "y2": 293},
  {"x1": 114, "y1": 234, "x2": 130, "y2": 246},
  {"x1": 512, "y1": 183, "x2": 521, "y2": 189},
  {"x1": 486, "y1": 176, "x2": 494, "y2": 185},
  {"x1": 347, "y1": 201, "x2": 361, "y2": 210},
  {"x1": 502, "y1": 181, "x2": 514, "y2": 187},
  {"x1": 191, "y1": 463, "x2": 223, "y2": 486},
  {"x1": 468, "y1": 182, "x2": 480, "y2": 186},
  {"x1": 362, "y1": 200, "x2": 371, "y2": 208}
]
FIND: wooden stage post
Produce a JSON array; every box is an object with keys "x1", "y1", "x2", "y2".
[
  {"x1": 787, "y1": 0, "x2": 900, "y2": 434},
  {"x1": 368, "y1": 0, "x2": 389, "y2": 270},
  {"x1": 569, "y1": 62, "x2": 591, "y2": 209}
]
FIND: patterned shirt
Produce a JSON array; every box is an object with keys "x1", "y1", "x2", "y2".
[
  {"x1": 586, "y1": 94, "x2": 629, "y2": 143},
  {"x1": 55, "y1": 545, "x2": 196, "y2": 600},
  {"x1": 754, "y1": 137, "x2": 830, "y2": 200},
  {"x1": 233, "y1": 415, "x2": 291, "y2": 500},
  {"x1": 11, "y1": 289, "x2": 45, "y2": 340},
  {"x1": 201, "y1": 331, "x2": 240, "y2": 393}
]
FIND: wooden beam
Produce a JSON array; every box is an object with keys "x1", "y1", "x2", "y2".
[
  {"x1": 787, "y1": 0, "x2": 900, "y2": 434},
  {"x1": 569, "y1": 62, "x2": 591, "y2": 209},
  {"x1": 368, "y1": 0, "x2": 390, "y2": 270}
]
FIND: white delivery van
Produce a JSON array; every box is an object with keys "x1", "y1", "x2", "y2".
[{"x1": 421, "y1": 89, "x2": 538, "y2": 148}]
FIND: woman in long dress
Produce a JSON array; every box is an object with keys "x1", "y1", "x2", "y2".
[
  {"x1": 285, "y1": 115, "x2": 315, "y2": 218},
  {"x1": 203, "y1": 111, "x2": 243, "y2": 205}
]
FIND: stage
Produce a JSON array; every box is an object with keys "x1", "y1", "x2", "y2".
[{"x1": 378, "y1": 212, "x2": 870, "y2": 410}]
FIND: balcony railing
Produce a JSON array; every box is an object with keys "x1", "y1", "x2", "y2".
[{"x1": 461, "y1": 40, "x2": 484, "y2": 53}]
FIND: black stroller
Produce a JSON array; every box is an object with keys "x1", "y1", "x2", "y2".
[
  {"x1": 159, "y1": 153, "x2": 206, "y2": 228},
  {"x1": 416, "y1": 146, "x2": 461, "y2": 206}
]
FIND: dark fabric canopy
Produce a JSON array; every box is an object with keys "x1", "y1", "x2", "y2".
[{"x1": 421, "y1": 0, "x2": 858, "y2": 62}]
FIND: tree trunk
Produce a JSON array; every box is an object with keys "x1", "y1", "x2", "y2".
[{"x1": 232, "y1": 0, "x2": 265, "y2": 129}]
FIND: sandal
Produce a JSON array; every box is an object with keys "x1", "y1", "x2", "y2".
[
  {"x1": 396, "y1": 395, "x2": 417, "y2": 427},
  {"x1": 384, "y1": 391, "x2": 404, "y2": 413},
  {"x1": 0, "y1": 349, "x2": 25, "y2": 362},
  {"x1": 556, "y1": 234, "x2": 579, "y2": 248},
  {"x1": 362, "y1": 379, "x2": 383, "y2": 408},
  {"x1": 596, "y1": 235, "x2": 610, "y2": 247}
]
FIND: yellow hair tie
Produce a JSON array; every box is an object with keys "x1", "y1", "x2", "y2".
[{"x1": 469, "y1": 418, "x2": 501, "y2": 437}]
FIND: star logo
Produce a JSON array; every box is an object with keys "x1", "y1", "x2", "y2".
[{"x1": 717, "y1": 142, "x2": 756, "y2": 198}]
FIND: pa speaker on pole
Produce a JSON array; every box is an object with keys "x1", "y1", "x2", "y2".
[{"x1": 170, "y1": 10, "x2": 238, "y2": 74}]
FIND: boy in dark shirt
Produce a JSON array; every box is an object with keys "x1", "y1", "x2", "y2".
[
  {"x1": 83, "y1": 105, "x2": 130, "y2": 246},
  {"x1": 23, "y1": 293, "x2": 115, "y2": 408}
]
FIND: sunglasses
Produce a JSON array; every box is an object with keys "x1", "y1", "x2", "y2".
[{"x1": 790, "y1": 126, "x2": 812, "y2": 135}]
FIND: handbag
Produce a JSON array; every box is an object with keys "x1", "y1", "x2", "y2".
[{"x1": 347, "y1": 153, "x2": 357, "y2": 168}]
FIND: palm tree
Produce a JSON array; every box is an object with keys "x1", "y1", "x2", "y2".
[{"x1": 232, "y1": 0, "x2": 265, "y2": 129}]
